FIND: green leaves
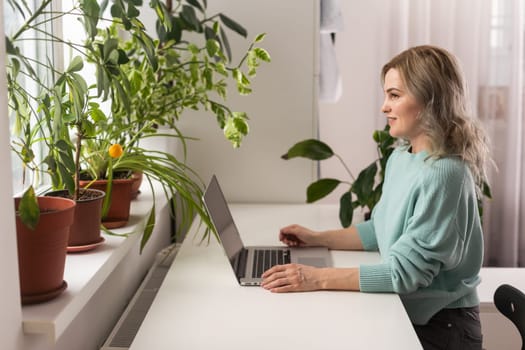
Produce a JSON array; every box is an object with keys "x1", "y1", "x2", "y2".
[
  {"x1": 232, "y1": 68, "x2": 252, "y2": 95},
  {"x1": 181, "y1": 5, "x2": 202, "y2": 31},
  {"x1": 282, "y1": 139, "x2": 334, "y2": 160},
  {"x1": 18, "y1": 186, "x2": 40, "y2": 230},
  {"x1": 110, "y1": 0, "x2": 142, "y2": 29},
  {"x1": 307, "y1": 179, "x2": 341, "y2": 203},
  {"x1": 20, "y1": 143, "x2": 35, "y2": 165},
  {"x1": 5, "y1": 37, "x2": 17, "y2": 55},
  {"x1": 219, "y1": 27, "x2": 232, "y2": 61},
  {"x1": 140, "y1": 205, "x2": 156, "y2": 253},
  {"x1": 66, "y1": 56, "x2": 84, "y2": 73},
  {"x1": 351, "y1": 162, "x2": 377, "y2": 202},
  {"x1": 252, "y1": 47, "x2": 271, "y2": 61},
  {"x1": 186, "y1": 0, "x2": 204, "y2": 13},
  {"x1": 151, "y1": 0, "x2": 171, "y2": 33},
  {"x1": 481, "y1": 180, "x2": 492, "y2": 199},
  {"x1": 224, "y1": 112, "x2": 249, "y2": 148},
  {"x1": 282, "y1": 125, "x2": 397, "y2": 227},
  {"x1": 255, "y1": 33, "x2": 267, "y2": 43},
  {"x1": 79, "y1": 0, "x2": 100, "y2": 40},
  {"x1": 219, "y1": 14, "x2": 247, "y2": 38},
  {"x1": 206, "y1": 39, "x2": 221, "y2": 58},
  {"x1": 339, "y1": 192, "x2": 353, "y2": 228},
  {"x1": 133, "y1": 32, "x2": 158, "y2": 72},
  {"x1": 247, "y1": 46, "x2": 270, "y2": 76},
  {"x1": 54, "y1": 140, "x2": 76, "y2": 194}
]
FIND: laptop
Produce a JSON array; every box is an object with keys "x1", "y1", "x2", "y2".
[{"x1": 203, "y1": 175, "x2": 332, "y2": 286}]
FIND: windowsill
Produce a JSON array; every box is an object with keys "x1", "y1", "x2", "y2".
[{"x1": 20, "y1": 182, "x2": 168, "y2": 342}]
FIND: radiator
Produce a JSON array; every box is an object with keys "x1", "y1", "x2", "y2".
[{"x1": 100, "y1": 243, "x2": 180, "y2": 350}]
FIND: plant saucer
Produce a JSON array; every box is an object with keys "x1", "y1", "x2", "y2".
[
  {"x1": 21, "y1": 281, "x2": 68, "y2": 305},
  {"x1": 67, "y1": 237, "x2": 105, "y2": 253},
  {"x1": 101, "y1": 220, "x2": 128, "y2": 229}
]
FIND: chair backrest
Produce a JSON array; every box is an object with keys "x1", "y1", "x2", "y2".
[{"x1": 494, "y1": 283, "x2": 525, "y2": 350}]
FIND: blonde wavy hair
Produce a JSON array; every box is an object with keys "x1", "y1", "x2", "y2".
[{"x1": 381, "y1": 45, "x2": 491, "y2": 189}]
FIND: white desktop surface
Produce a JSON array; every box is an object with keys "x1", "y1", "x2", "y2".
[{"x1": 129, "y1": 204, "x2": 422, "y2": 350}]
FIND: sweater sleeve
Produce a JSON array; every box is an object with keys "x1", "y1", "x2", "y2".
[
  {"x1": 360, "y1": 160, "x2": 476, "y2": 294},
  {"x1": 355, "y1": 220, "x2": 378, "y2": 251}
]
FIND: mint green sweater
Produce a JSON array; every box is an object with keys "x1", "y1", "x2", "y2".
[{"x1": 355, "y1": 147, "x2": 483, "y2": 325}]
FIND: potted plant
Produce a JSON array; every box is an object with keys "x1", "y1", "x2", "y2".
[
  {"x1": 14, "y1": 191, "x2": 76, "y2": 304},
  {"x1": 6, "y1": 0, "x2": 270, "y2": 254},
  {"x1": 43, "y1": 59, "x2": 110, "y2": 249},
  {"x1": 5, "y1": 0, "x2": 110, "y2": 251},
  {"x1": 5, "y1": 0, "x2": 91, "y2": 301},
  {"x1": 72, "y1": 0, "x2": 270, "y2": 249},
  {"x1": 282, "y1": 125, "x2": 492, "y2": 227}
]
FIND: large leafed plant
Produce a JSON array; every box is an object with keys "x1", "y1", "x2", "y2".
[
  {"x1": 282, "y1": 125, "x2": 492, "y2": 228},
  {"x1": 282, "y1": 125, "x2": 395, "y2": 227}
]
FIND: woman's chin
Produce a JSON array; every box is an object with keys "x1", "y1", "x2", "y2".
[{"x1": 388, "y1": 128, "x2": 400, "y2": 138}]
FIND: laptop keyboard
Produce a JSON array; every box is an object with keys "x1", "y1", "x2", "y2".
[{"x1": 252, "y1": 249, "x2": 290, "y2": 278}]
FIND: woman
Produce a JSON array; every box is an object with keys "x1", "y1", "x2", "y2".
[{"x1": 261, "y1": 45, "x2": 490, "y2": 350}]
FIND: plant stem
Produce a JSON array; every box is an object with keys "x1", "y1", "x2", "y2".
[
  {"x1": 236, "y1": 41, "x2": 255, "y2": 68},
  {"x1": 12, "y1": 0, "x2": 53, "y2": 40},
  {"x1": 334, "y1": 153, "x2": 356, "y2": 181},
  {"x1": 74, "y1": 128, "x2": 83, "y2": 201}
]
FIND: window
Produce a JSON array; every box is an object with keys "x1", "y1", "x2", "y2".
[
  {"x1": 488, "y1": 0, "x2": 514, "y2": 86},
  {"x1": 4, "y1": 0, "x2": 56, "y2": 195},
  {"x1": 490, "y1": 0, "x2": 513, "y2": 52}
]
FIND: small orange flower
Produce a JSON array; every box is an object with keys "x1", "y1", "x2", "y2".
[{"x1": 108, "y1": 144, "x2": 123, "y2": 158}]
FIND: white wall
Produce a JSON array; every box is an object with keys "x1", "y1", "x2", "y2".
[
  {"x1": 318, "y1": 1, "x2": 400, "y2": 204},
  {"x1": 0, "y1": 1, "x2": 26, "y2": 348},
  {"x1": 173, "y1": 0, "x2": 320, "y2": 203}
]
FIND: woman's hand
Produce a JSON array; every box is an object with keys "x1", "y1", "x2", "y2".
[
  {"x1": 261, "y1": 264, "x2": 322, "y2": 292},
  {"x1": 281, "y1": 224, "x2": 364, "y2": 251},
  {"x1": 279, "y1": 224, "x2": 321, "y2": 247},
  {"x1": 262, "y1": 265, "x2": 361, "y2": 292}
]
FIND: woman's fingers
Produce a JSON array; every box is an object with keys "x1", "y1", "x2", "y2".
[
  {"x1": 261, "y1": 264, "x2": 315, "y2": 293},
  {"x1": 279, "y1": 225, "x2": 309, "y2": 246}
]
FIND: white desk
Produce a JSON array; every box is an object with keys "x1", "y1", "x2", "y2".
[{"x1": 129, "y1": 204, "x2": 422, "y2": 350}]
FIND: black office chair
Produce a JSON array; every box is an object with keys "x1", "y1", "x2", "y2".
[{"x1": 494, "y1": 284, "x2": 525, "y2": 350}]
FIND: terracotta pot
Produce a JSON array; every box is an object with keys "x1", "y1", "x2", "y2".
[
  {"x1": 131, "y1": 171, "x2": 143, "y2": 199},
  {"x1": 46, "y1": 189, "x2": 105, "y2": 249},
  {"x1": 14, "y1": 196, "x2": 76, "y2": 304},
  {"x1": 79, "y1": 178, "x2": 134, "y2": 229}
]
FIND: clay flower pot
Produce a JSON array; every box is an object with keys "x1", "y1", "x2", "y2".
[
  {"x1": 79, "y1": 178, "x2": 134, "y2": 229},
  {"x1": 131, "y1": 171, "x2": 143, "y2": 199},
  {"x1": 46, "y1": 188, "x2": 106, "y2": 251},
  {"x1": 14, "y1": 196, "x2": 76, "y2": 304}
]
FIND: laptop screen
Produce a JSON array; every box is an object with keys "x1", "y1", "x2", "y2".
[{"x1": 203, "y1": 175, "x2": 244, "y2": 264}]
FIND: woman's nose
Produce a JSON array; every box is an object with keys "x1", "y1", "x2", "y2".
[{"x1": 381, "y1": 100, "x2": 390, "y2": 114}]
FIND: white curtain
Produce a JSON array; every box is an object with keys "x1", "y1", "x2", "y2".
[
  {"x1": 481, "y1": 0, "x2": 525, "y2": 267},
  {"x1": 390, "y1": 0, "x2": 525, "y2": 266}
]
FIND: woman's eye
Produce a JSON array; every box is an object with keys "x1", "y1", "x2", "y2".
[{"x1": 390, "y1": 94, "x2": 399, "y2": 100}]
